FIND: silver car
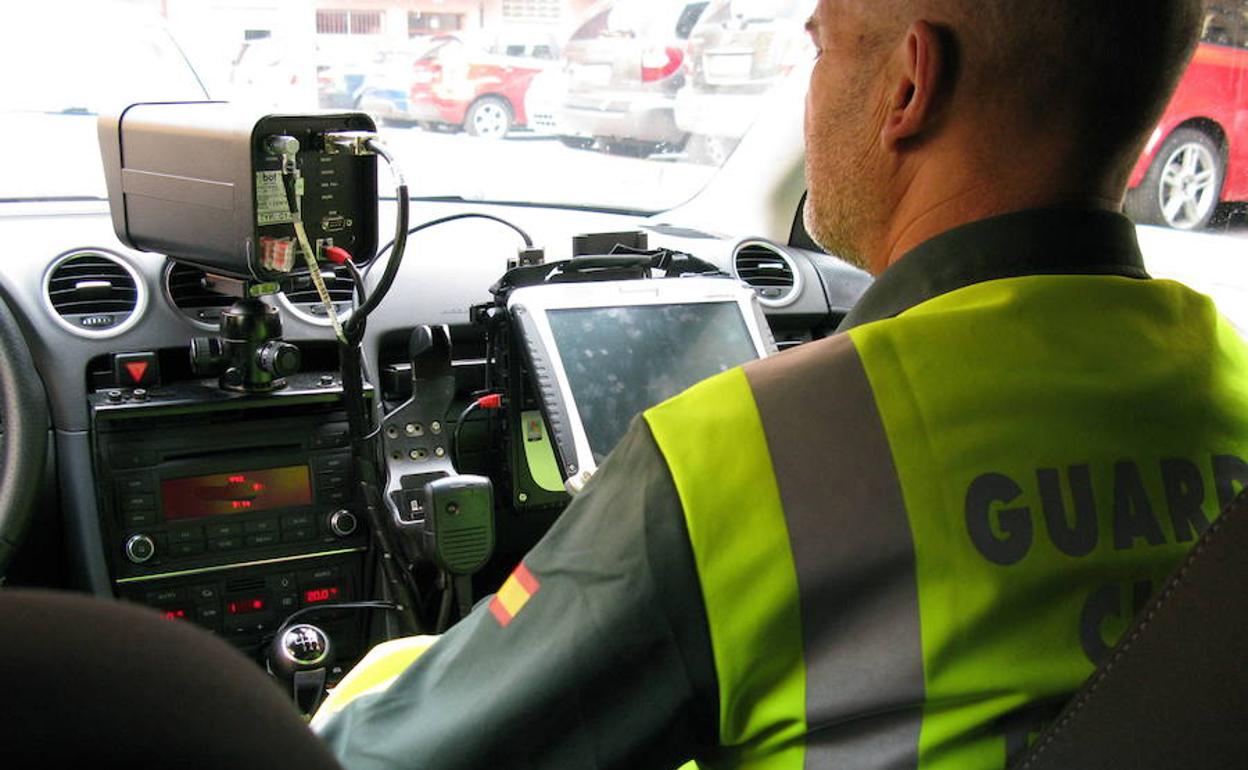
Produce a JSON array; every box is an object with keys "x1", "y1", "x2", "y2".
[
  {"x1": 559, "y1": 0, "x2": 710, "y2": 155},
  {"x1": 675, "y1": 0, "x2": 813, "y2": 164}
]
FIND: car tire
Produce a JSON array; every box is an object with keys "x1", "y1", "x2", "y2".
[
  {"x1": 558, "y1": 136, "x2": 594, "y2": 150},
  {"x1": 464, "y1": 97, "x2": 512, "y2": 139},
  {"x1": 1126, "y1": 127, "x2": 1225, "y2": 230},
  {"x1": 600, "y1": 138, "x2": 662, "y2": 158}
]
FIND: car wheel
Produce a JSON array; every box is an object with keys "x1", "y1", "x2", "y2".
[
  {"x1": 600, "y1": 138, "x2": 662, "y2": 158},
  {"x1": 464, "y1": 97, "x2": 512, "y2": 139},
  {"x1": 1126, "y1": 127, "x2": 1225, "y2": 230}
]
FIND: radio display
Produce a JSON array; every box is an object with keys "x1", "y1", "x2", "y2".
[{"x1": 161, "y1": 465, "x2": 312, "y2": 520}]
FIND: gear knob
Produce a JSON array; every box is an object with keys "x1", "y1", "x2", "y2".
[{"x1": 268, "y1": 623, "x2": 334, "y2": 718}]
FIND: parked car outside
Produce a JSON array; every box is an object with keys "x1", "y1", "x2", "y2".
[
  {"x1": 558, "y1": 0, "x2": 710, "y2": 156},
  {"x1": 1126, "y1": 1, "x2": 1248, "y2": 230},
  {"x1": 405, "y1": 34, "x2": 558, "y2": 138},
  {"x1": 318, "y1": 59, "x2": 367, "y2": 109},
  {"x1": 524, "y1": 67, "x2": 574, "y2": 139},
  {"x1": 228, "y1": 36, "x2": 318, "y2": 110},
  {"x1": 351, "y1": 42, "x2": 438, "y2": 125},
  {"x1": 674, "y1": 0, "x2": 812, "y2": 165}
]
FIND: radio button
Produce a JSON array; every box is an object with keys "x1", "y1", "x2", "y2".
[
  {"x1": 244, "y1": 519, "x2": 278, "y2": 534},
  {"x1": 119, "y1": 493, "x2": 156, "y2": 511},
  {"x1": 276, "y1": 594, "x2": 298, "y2": 612},
  {"x1": 323, "y1": 489, "x2": 350, "y2": 505},
  {"x1": 171, "y1": 541, "x2": 205, "y2": 557},
  {"x1": 315, "y1": 455, "x2": 350, "y2": 473},
  {"x1": 283, "y1": 527, "x2": 316, "y2": 543},
  {"x1": 246, "y1": 532, "x2": 280, "y2": 548},
  {"x1": 145, "y1": 588, "x2": 182, "y2": 604},
  {"x1": 316, "y1": 471, "x2": 350, "y2": 490},
  {"x1": 111, "y1": 448, "x2": 158, "y2": 469},
  {"x1": 123, "y1": 509, "x2": 156, "y2": 527},
  {"x1": 125, "y1": 534, "x2": 156, "y2": 564},
  {"x1": 209, "y1": 537, "x2": 242, "y2": 552},
  {"x1": 116, "y1": 475, "x2": 155, "y2": 494},
  {"x1": 281, "y1": 513, "x2": 314, "y2": 530},
  {"x1": 271, "y1": 573, "x2": 297, "y2": 592},
  {"x1": 170, "y1": 526, "x2": 203, "y2": 543},
  {"x1": 206, "y1": 522, "x2": 242, "y2": 539},
  {"x1": 310, "y1": 430, "x2": 349, "y2": 449}
]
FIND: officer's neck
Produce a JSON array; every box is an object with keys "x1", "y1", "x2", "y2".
[{"x1": 872, "y1": 137, "x2": 1123, "y2": 275}]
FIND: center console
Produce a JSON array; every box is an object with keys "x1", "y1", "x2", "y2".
[{"x1": 90, "y1": 372, "x2": 372, "y2": 669}]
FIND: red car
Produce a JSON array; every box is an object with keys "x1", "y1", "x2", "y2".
[
  {"x1": 406, "y1": 36, "x2": 553, "y2": 138},
  {"x1": 1126, "y1": 3, "x2": 1248, "y2": 229}
]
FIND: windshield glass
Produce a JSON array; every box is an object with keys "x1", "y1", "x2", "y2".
[
  {"x1": 0, "y1": 0, "x2": 1245, "y2": 318},
  {"x1": 0, "y1": 0, "x2": 813, "y2": 210}
]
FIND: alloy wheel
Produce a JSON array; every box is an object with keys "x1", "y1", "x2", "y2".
[{"x1": 1157, "y1": 142, "x2": 1218, "y2": 229}]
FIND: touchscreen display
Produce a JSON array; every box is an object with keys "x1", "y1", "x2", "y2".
[
  {"x1": 547, "y1": 302, "x2": 759, "y2": 463},
  {"x1": 161, "y1": 465, "x2": 312, "y2": 520}
]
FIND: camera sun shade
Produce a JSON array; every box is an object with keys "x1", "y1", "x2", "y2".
[{"x1": 98, "y1": 101, "x2": 378, "y2": 283}]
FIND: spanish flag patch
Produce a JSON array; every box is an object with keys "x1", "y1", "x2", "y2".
[{"x1": 489, "y1": 563, "x2": 540, "y2": 627}]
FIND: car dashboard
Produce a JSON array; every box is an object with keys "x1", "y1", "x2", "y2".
[{"x1": 0, "y1": 191, "x2": 870, "y2": 674}]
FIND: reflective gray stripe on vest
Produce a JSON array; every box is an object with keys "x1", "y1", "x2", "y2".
[{"x1": 745, "y1": 334, "x2": 924, "y2": 770}]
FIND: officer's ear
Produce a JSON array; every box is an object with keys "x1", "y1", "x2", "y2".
[{"x1": 880, "y1": 20, "x2": 950, "y2": 150}]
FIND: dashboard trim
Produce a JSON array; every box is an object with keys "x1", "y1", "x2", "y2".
[{"x1": 113, "y1": 546, "x2": 367, "y2": 584}]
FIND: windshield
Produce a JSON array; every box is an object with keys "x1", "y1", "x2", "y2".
[
  {"x1": 1, "y1": 0, "x2": 1246, "y2": 304},
  {"x1": 0, "y1": 0, "x2": 813, "y2": 211}
]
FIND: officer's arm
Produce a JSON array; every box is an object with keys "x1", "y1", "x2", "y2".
[{"x1": 315, "y1": 419, "x2": 720, "y2": 769}]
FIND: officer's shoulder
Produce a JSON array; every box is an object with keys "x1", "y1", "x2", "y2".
[{"x1": 646, "y1": 333, "x2": 861, "y2": 427}]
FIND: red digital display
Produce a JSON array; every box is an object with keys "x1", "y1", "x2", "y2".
[
  {"x1": 161, "y1": 465, "x2": 312, "y2": 521},
  {"x1": 161, "y1": 609, "x2": 187, "y2": 621},
  {"x1": 227, "y1": 597, "x2": 266, "y2": 615},
  {"x1": 304, "y1": 586, "x2": 341, "y2": 604}
]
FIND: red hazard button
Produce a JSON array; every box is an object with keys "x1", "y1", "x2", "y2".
[{"x1": 114, "y1": 352, "x2": 160, "y2": 388}]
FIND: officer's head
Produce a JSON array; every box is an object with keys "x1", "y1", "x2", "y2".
[{"x1": 802, "y1": 0, "x2": 1205, "y2": 273}]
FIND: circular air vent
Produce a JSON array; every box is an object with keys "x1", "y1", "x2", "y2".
[
  {"x1": 732, "y1": 240, "x2": 801, "y2": 307},
  {"x1": 164, "y1": 262, "x2": 234, "y2": 329},
  {"x1": 43, "y1": 250, "x2": 146, "y2": 338},
  {"x1": 277, "y1": 266, "x2": 356, "y2": 325}
]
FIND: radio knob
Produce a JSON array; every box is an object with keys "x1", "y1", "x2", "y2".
[
  {"x1": 125, "y1": 533, "x2": 156, "y2": 564},
  {"x1": 328, "y1": 510, "x2": 358, "y2": 538}
]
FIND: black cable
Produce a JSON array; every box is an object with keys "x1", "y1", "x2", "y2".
[
  {"x1": 342, "y1": 259, "x2": 367, "y2": 305},
  {"x1": 374, "y1": 213, "x2": 534, "y2": 263},
  {"x1": 451, "y1": 400, "x2": 481, "y2": 471},
  {"x1": 345, "y1": 138, "x2": 408, "y2": 339},
  {"x1": 454, "y1": 575, "x2": 474, "y2": 621},
  {"x1": 435, "y1": 575, "x2": 454, "y2": 634},
  {"x1": 276, "y1": 600, "x2": 402, "y2": 635}
]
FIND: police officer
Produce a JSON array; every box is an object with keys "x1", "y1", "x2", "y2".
[{"x1": 317, "y1": 1, "x2": 1248, "y2": 768}]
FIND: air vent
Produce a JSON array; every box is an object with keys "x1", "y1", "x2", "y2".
[
  {"x1": 165, "y1": 262, "x2": 234, "y2": 327},
  {"x1": 278, "y1": 266, "x2": 355, "y2": 324},
  {"x1": 733, "y1": 240, "x2": 801, "y2": 307},
  {"x1": 44, "y1": 251, "x2": 146, "y2": 337}
]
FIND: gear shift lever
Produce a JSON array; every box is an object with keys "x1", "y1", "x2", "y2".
[{"x1": 268, "y1": 623, "x2": 334, "y2": 719}]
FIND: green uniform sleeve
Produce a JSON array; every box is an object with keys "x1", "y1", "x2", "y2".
[{"x1": 316, "y1": 418, "x2": 720, "y2": 769}]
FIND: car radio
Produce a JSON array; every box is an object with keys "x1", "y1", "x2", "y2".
[{"x1": 90, "y1": 372, "x2": 372, "y2": 666}]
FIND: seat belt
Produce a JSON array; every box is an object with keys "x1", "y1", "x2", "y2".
[{"x1": 1011, "y1": 490, "x2": 1248, "y2": 769}]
